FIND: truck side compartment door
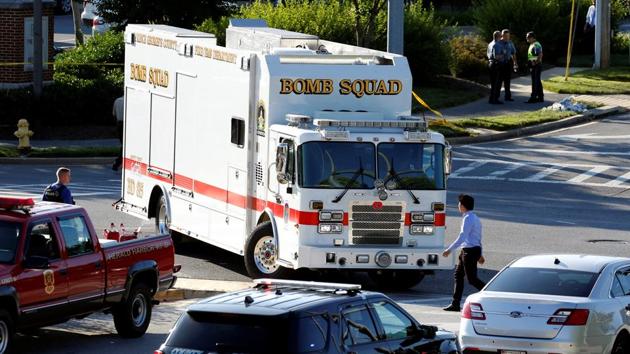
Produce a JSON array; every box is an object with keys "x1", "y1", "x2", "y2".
[
  {"x1": 16, "y1": 219, "x2": 69, "y2": 323},
  {"x1": 57, "y1": 215, "x2": 105, "y2": 314}
]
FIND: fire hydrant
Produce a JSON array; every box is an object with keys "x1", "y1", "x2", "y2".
[{"x1": 14, "y1": 119, "x2": 34, "y2": 153}]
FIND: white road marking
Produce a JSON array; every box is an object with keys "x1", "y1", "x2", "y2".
[
  {"x1": 523, "y1": 166, "x2": 563, "y2": 181},
  {"x1": 558, "y1": 133, "x2": 630, "y2": 141},
  {"x1": 454, "y1": 158, "x2": 630, "y2": 171},
  {"x1": 568, "y1": 166, "x2": 610, "y2": 183},
  {"x1": 463, "y1": 146, "x2": 630, "y2": 157},
  {"x1": 489, "y1": 163, "x2": 524, "y2": 176},
  {"x1": 396, "y1": 296, "x2": 453, "y2": 305},
  {"x1": 556, "y1": 220, "x2": 577, "y2": 225},
  {"x1": 604, "y1": 171, "x2": 630, "y2": 188},
  {"x1": 449, "y1": 161, "x2": 487, "y2": 177}
]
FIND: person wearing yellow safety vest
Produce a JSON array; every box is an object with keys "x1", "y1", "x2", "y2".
[{"x1": 525, "y1": 32, "x2": 544, "y2": 103}]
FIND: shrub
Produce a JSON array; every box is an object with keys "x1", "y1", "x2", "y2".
[
  {"x1": 472, "y1": 0, "x2": 572, "y2": 64},
  {"x1": 404, "y1": 3, "x2": 450, "y2": 82},
  {"x1": 612, "y1": 32, "x2": 630, "y2": 54},
  {"x1": 0, "y1": 32, "x2": 124, "y2": 128},
  {"x1": 448, "y1": 35, "x2": 487, "y2": 80},
  {"x1": 195, "y1": 16, "x2": 230, "y2": 46}
]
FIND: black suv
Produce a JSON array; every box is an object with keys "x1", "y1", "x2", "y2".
[{"x1": 156, "y1": 279, "x2": 460, "y2": 354}]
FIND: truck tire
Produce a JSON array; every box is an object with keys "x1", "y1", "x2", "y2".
[
  {"x1": 0, "y1": 309, "x2": 14, "y2": 354},
  {"x1": 369, "y1": 270, "x2": 425, "y2": 290},
  {"x1": 113, "y1": 283, "x2": 153, "y2": 338},
  {"x1": 154, "y1": 195, "x2": 182, "y2": 244},
  {"x1": 244, "y1": 222, "x2": 291, "y2": 279}
]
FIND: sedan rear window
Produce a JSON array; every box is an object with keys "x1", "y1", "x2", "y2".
[
  {"x1": 165, "y1": 311, "x2": 289, "y2": 353},
  {"x1": 485, "y1": 267, "x2": 598, "y2": 297}
]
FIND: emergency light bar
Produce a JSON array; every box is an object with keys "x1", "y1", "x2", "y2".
[
  {"x1": 0, "y1": 196, "x2": 35, "y2": 211},
  {"x1": 314, "y1": 119, "x2": 427, "y2": 130},
  {"x1": 320, "y1": 130, "x2": 350, "y2": 140},
  {"x1": 254, "y1": 278, "x2": 361, "y2": 291}
]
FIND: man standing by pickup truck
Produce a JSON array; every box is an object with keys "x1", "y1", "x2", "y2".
[{"x1": 42, "y1": 167, "x2": 75, "y2": 204}]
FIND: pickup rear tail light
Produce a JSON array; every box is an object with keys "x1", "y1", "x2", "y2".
[
  {"x1": 153, "y1": 351, "x2": 164, "y2": 354},
  {"x1": 547, "y1": 309, "x2": 589, "y2": 326},
  {"x1": 462, "y1": 302, "x2": 486, "y2": 320},
  {"x1": 173, "y1": 264, "x2": 181, "y2": 273}
]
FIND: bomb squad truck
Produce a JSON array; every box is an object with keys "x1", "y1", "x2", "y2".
[{"x1": 116, "y1": 20, "x2": 453, "y2": 289}]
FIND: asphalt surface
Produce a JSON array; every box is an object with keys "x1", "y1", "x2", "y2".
[{"x1": 1, "y1": 112, "x2": 629, "y2": 352}]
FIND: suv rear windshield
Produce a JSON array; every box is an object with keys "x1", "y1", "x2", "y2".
[
  {"x1": 166, "y1": 311, "x2": 289, "y2": 353},
  {"x1": 485, "y1": 267, "x2": 598, "y2": 297},
  {"x1": 0, "y1": 221, "x2": 21, "y2": 264}
]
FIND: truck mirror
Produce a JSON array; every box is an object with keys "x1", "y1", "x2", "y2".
[
  {"x1": 444, "y1": 144, "x2": 452, "y2": 175},
  {"x1": 23, "y1": 256, "x2": 49, "y2": 269},
  {"x1": 276, "y1": 143, "x2": 290, "y2": 184}
]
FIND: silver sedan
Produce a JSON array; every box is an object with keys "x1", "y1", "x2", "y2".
[{"x1": 459, "y1": 254, "x2": 630, "y2": 354}]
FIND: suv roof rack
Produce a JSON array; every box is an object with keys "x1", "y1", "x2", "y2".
[{"x1": 254, "y1": 278, "x2": 361, "y2": 294}]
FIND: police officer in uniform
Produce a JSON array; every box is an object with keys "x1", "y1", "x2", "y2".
[
  {"x1": 42, "y1": 167, "x2": 75, "y2": 205},
  {"x1": 500, "y1": 29, "x2": 518, "y2": 101},
  {"x1": 487, "y1": 31, "x2": 505, "y2": 104},
  {"x1": 525, "y1": 32, "x2": 544, "y2": 103}
]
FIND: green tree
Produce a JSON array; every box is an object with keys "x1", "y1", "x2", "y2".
[{"x1": 96, "y1": 0, "x2": 224, "y2": 29}]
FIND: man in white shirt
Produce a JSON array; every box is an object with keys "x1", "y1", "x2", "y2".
[
  {"x1": 443, "y1": 194, "x2": 486, "y2": 311},
  {"x1": 585, "y1": 0, "x2": 596, "y2": 32}
]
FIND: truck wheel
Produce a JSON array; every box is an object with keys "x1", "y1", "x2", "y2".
[
  {"x1": 113, "y1": 283, "x2": 153, "y2": 338},
  {"x1": 154, "y1": 195, "x2": 182, "y2": 244},
  {"x1": 369, "y1": 270, "x2": 425, "y2": 290},
  {"x1": 0, "y1": 310, "x2": 14, "y2": 354},
  {"x1": 244, "y1": 222, "x2": 290, "y2": 279}
]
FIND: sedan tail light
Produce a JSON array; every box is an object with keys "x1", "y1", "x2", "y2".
[
  {"x1": 462, "y1": 302, "x2": 486, "y2": 320},
  {"x1": 547, "y1": 309, "x2": 589, "y2": 326},
  {"x1": 153, "y1": 351, "x2": 164, "y2": 354}
]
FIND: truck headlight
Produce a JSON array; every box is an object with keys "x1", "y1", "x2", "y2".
[
  {"x1": 410, "y1": 211, "x2": 434, "y2": 223},
  {"x1": 318, "y1": 223, "x2": 342, "y2": 234},
  {"x1": 320, "y1": 210, "x2": 343, "y2": 221},
  {"x1": 410, "y1": 225, "x2": 434, "y2": 235}
]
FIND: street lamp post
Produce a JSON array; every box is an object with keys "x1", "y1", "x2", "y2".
[
  {"x1": 387, "y1": 0, "x2": 404, "y2": 55},
  {"x1": 594, "y1": 0, "x2": 611, "y2": 69},
  {"x1": 33, "y1": 0, "x2": 43, "y2": 98}
]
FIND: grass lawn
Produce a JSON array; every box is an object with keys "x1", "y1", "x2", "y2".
[
  {"x1": 556, "y1": 54, "x2": 630, "y2": 68},
  {"x1": 413, "y1": 86, "x2": 485, "y2": 112},
  {"x1": 544, "y1": 66, "x2": 630, "y2": 94},
  {"x1": 0, "y1": 145, "x2": 118, "y2": 158}
]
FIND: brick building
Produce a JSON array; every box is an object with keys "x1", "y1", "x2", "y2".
[{"x1": 0, "y1": 0, "x2": 55, "y2": 88}]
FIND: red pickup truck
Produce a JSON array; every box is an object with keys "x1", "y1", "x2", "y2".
[{"x1": 0, "y1": 196, "x2": 178, "y2": 353}]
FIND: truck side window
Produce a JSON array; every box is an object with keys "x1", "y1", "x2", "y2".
[
  {"x1": 341, "y1": 305, "x2": 379, "y2": 346},
  {"x1": 231, "y1": 118, "x2": 245, "y2": 147},
  {"x1": 280, "y1": 138, "x2": 295, "y2": 184},
  {"x1": 26, "y1": 222, "x2": 61, "y2": 260},
  {"x1": 59, "y1": 216, "x2": 94, "y2": 257}
]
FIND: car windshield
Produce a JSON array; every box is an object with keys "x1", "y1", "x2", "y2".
[
  {"x1": 298, "y1": 141, "x2": 444, "y2": 190},
  {"x1": 299, "y1": 142, "x2": 376, "y2": 189},
  {"x1": 485, "y1": 267, "x2": 599, "y2": 297},
  {"x1": 165, "y1": 311, "x2": 289, "y2": 353},
  {"x1": 377, "y1": 143, "x2": 445, "y2": 190},
  {"x1": 0, "y1": 221, "x2": 21, "y2": 264}
]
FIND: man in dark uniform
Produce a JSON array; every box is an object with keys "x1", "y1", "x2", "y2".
[
  {"x1": 42, "y1": 167, "x2": 75, "y2": 205},
  {"x1": 500, "y1": 29, "x2": 518, "y2": 101},
  {"x1": 487, "y1": 31, "x2": 505, "y2": 104},
  {"x1": 526, "y1": 31, "x2": 544, "y2": 103}
]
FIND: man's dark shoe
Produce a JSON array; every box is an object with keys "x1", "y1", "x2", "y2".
[
  {"x1": 538, "y1": 97, "x2": 545, "y2": 102},
  {"x1": 525, "y1": 98, "x2": 537, "y2": 103},
  {"x1": 443, "y1": 304, "x2": 461, "y2": 312}
]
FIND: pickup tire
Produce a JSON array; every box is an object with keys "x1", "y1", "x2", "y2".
[
  {"x1": 113, "y1": 283, "x2": 152, "y2": 338},
  {"x1": 369, "y1": 270, "x2": 425, "y2": 290},
  {"x1": 244, "y1": 222, "x2": 291, "y2": 279},
  {"x1": 0, "y1": 309, "x2": 14, "y2": 354}
]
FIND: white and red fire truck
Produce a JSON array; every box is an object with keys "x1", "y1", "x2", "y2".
[{"x1": 116, "y1": 21, "x2": 454, "y2": 288}]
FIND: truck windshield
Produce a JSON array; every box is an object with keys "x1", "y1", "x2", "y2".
[
  {"x1": 377, "y1": 143, "x2": 445, "y2": 190},
  {"x1": 298, "y1": 141, "x2": 444, "y2": 190},
  {"x1": 0, "y1": 221, "x2": 21, "y2": 264},
  {"x1": 299, "y1": 142, "x2": 376, "y2": 189}
]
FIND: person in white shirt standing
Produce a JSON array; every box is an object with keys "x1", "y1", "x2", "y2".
[
  {"x1": 442, "y1": 194, "x2": 486, "y2": 311},
  {"x1": 584, "y1": 0, "x2": 596, "y2": 62}
]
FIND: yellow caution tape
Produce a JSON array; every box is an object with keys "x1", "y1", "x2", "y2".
[{"x1": 412, "y1": 91, "x2": 443, "y2": 118}]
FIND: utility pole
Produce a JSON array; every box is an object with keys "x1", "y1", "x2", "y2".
[
  {"x1": 387, "y1": 0, "x2": 404, "y2": 55},
  {"x1": 33, "y1": 0, "x2": 43, "y2": 98},
  {"x1": 594, "y1": 0, "x2": 610, "y2": 69}
]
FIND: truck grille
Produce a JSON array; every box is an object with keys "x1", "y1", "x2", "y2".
[{"x1": 350, "y1": 203, "x2": 404, "y2": 245}]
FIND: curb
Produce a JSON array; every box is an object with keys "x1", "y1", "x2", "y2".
[
  {"x1": 0, "y1": 157, "x2": 115, "y2": 165},
  {"x1": 447, "y1": 106, "x2": 627, "y2": 146},
  {"x1": 155, "y1": 278, "x2": 253, "y2": 301}
]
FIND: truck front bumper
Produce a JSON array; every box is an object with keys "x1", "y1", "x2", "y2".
[{"x1": 297, "y1": 245, "x2": 454, "y2": 270}]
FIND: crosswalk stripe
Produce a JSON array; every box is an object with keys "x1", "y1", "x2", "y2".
[
  {"x1": 604, "y1": 171, "x2": 630, "y2": 187},
  {"x1": 464, "y1": 146, "x2": 630, "y2": 157},
  {"x1": 450, "y1": 161, "x2": 487, "y2": 177},
  {"x1": 489, "y1": 163, "x2": 524, "y2": 176},
  {"x1": 568, "y1": 166, "x2": 610, "y2": 183},
  {"x1": 523, "y1": 166, "x2": 563, "y2": 181}
]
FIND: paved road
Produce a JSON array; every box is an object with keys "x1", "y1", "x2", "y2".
[{"x1": 1, "y1": 112, "x2": 629, "y2": 351}]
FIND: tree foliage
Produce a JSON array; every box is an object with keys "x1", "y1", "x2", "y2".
[{"x1": 96, "y1": 0, "x2": 224, "y2": 29}]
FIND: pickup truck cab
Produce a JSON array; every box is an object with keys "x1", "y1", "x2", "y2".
[{"x1": 0, "y1": 197, "x2": 177, "y2": 353}]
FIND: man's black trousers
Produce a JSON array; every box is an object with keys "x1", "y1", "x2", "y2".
[
  {"x1": 530, "y1": 64, "x2": 543, "y2": 100},
  {"x1": 452, "y1": 246, "x2": 486, "y2": 305}
]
